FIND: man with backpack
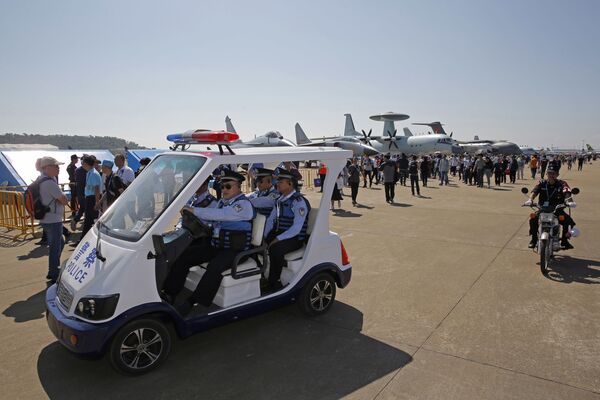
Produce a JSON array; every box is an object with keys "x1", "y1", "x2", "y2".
[{"x1": 36, "y1": 157, "x2": 68, "y2": 283}]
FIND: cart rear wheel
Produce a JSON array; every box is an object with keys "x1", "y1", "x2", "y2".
[
  {"x1": 298, "y1": 273, "x2": 336, "y2": 316},
  {"x1": 109, "y1": 318, "x2": 171, "y2": 375}
]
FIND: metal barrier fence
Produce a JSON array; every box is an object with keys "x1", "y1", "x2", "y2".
[{"x1": 0, "y1": 190, "x2": 35, "y2": 239}]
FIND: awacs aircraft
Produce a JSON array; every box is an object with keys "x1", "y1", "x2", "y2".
[
  {"x1": 413, "y1": 121, "x2": 521, "y2": 155},
  {"x1": 294, "y1": 122, "x2": 378, "y2": 156},
  {"x1": 225, "y1": 116, "x2": 296, "y2": 148},
  {"x1": 344, "y1": 112, "x2": 458, "y2": 155}
]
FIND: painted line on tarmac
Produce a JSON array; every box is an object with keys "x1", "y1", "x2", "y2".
[
  {"x1": 418, "y1": 347, "x2": 600, "y2": 396},
  {"x1": 372, "y1": 216, "x2": 530, "y2": 400}
]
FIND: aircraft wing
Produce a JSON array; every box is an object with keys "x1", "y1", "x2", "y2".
[{"x1": 298, "y1": 141, "x2": 327, "y2": 146}]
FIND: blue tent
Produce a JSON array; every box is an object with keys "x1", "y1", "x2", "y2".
[{"x1": 126, "y1": 149, "x2": 168, "y2": 172}]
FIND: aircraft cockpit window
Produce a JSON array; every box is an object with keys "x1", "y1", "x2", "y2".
[{"x1": 265, "y1": 131, "x2": 283, "y2": 139}]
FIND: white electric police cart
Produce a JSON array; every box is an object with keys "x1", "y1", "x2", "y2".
[{"x1": 45, "y1": 131, "x2": 353, "y2": 375}]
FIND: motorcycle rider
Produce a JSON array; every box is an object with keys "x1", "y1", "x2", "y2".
[{"x1": 523, "y1": 164, "x2": 576, "y2": 249}]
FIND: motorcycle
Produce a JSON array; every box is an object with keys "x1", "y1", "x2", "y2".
[{"x1": 521, "y1": 187, "x2": 580, "y2": 275}]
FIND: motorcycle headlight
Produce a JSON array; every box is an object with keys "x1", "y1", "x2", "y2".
[{"x1": 75, "y1": 294, "x2": 120, "y2": 320}]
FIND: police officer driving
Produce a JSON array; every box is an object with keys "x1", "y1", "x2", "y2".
[
  {"x1": 524, "y1": 164, "x2": 577, "y2": 249},
  {"x1": 247, "y1": 167, "x2": 279, "y2": 216},
  {"x1": 162, "y1": 169, "x2": 255, "y2": 315},
  {"x1": 263, "y1": 168, "x2": 311, "y2": 292}
]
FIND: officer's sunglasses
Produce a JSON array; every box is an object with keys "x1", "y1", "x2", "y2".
[{"x1": 220, "y1": 183, "x2": 233, "y2": 190}]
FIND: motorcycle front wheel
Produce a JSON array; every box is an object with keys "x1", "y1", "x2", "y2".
[{"x1": 539, "y1": 240, "x2": 551, "y2": 275}]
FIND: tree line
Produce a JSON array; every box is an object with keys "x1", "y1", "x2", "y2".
[{"x1": 0, "y1": 133, "x2": 146, "y2": 150}]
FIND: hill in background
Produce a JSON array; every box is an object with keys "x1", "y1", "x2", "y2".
[{"x1": 0, "y1": 133, "x2": 147, "y2": 151}]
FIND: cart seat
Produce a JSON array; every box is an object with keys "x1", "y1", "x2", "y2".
[
  {"x1": 184, "y1": 213, "x2": 267, "y2": 308},
  {"x1": 280, "y1": 208, "x2": 318, "y2": 285},
  {"x1": 283, "y1": 208, "x2": 318, "y2": 262}
]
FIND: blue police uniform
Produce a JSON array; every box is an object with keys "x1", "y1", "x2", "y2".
[
  {"x1": 177, "y1": 191, "x2": 217, "y2": 227},
  {"x1": 188, "y1": 191, "x2": 217, "y2": 208},
  {"x1": 163, "y1": 171, "x2": 256, "y2": 310},
  {"x1": 248, "y1": 186, "x2": 279, "y2": 216},
  {"x1": 264, "y1": 190, "x2": 311, "y2": 288}
]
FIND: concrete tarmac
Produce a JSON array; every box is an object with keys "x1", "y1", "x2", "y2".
[{"x1": 1, "y1": 163, "x2": 599, "y2": 399}]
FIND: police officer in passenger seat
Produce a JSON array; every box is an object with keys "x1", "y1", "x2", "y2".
[
  {"x1": 263, "y1": 168, "x2": 311, "y2": 292},
  {"x1": 524, "y1": 164, "x2": 576, "y2": 249},
  {"x1": 187, "y1": 177, "x2": 217, "y2": 209},
  {"x1": 247, "y1": 168, "x2": 279, "y2": 216},
  {"x1": 162, "y1": 170, "x2": 255, "y2": 314}
]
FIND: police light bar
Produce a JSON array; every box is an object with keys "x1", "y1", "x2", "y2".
[{"x1": 167, "y1": 130, "x2": 240, "y2": 145}]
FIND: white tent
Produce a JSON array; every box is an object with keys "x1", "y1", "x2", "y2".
[{"x1": 0, "y1": 150, "x2": 115, "y2": 187}]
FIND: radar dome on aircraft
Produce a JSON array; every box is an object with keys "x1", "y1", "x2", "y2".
[{"x1": 369, "y1": 112, "x2": 410, "y2": 122}]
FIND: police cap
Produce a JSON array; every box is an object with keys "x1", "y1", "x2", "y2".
[
  {"x1": 254, "y1": 167, "x2": 274, "y2": 178},
  {"x1": 273, "y1": 167, "x2": 295, "y2": 181},
  {"x1": 220, "y1": 169, "x2": 245, "y2": 182}
]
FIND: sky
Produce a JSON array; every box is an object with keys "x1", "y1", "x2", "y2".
[{"x1": 1, "y1": 0, "x2": 599, "y2": 150}]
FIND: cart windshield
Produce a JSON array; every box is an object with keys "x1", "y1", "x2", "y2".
[{"x1": 100, "y1": 154, "x2": 207, "y2": 241}]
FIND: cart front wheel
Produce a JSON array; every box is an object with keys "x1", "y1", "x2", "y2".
[{"x1": 109, "y1": 318, "x2": 171, "y2": 375}]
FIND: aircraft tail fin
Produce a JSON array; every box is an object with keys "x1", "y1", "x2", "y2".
[
  {"x1": 412, "y1": 122, "x2": 446, "y2": 135},
  {"x1": 403, "y1": 127, "x2": 413, "y2": 137},
  {"x1": 474, "y1": 135, "x2": 480, "y2": 141},
  {"x1": 225, "y1": 116, "x2": 236, "y2": 133},
  {"x1": 344, "y1": 113, "x2": 358, "y2": 136},
  {"x1": 295, "y1": 123, "x2": 311, "y2": 145},
  {"x1": 586, "y1": 144, "x2": 594, "y2": 151}
]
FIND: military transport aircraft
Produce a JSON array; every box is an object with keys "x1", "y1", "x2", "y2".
[
  {"x1": 344, "y1": 112, "x2": 458, "y2": 155},
  {"x1": 412, "y1": 121, "x2": 521, "y2": 155}
]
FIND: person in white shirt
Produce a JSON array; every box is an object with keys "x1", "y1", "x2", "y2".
[
  {"x1": 449, "y1": 155, "x2": 459, "y2": 176},
  {"x1": 38, "y1": 157, "x2": 69, "y2": 283},
  {"x1": 114, "y1": 154, "x2": 135, "y2": 187},
  {"x1": 438, "y1": 155, "x2": 450, "y2": 185}
]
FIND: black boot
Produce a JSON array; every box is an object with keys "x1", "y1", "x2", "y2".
[
  {"x1": 561, "y1": 239, "x2": 574, "y2": 250},
  {"x1": 528, "y1": 237, "x2": 537, "y2": 248}
]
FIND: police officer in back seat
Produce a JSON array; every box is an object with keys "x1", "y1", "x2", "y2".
[
  {"x1": 162, "y1": 170, "x2": 255, "y2": 314},
  {"x1": 263, "y1": 168, "x2": 311, "y2": 292},
  {"x1": 247, "y1": 167, "x2": 279, "y2": 216}
]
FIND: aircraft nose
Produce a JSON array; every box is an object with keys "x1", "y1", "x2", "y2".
[{"x1": 364, "y1": 145, "x2": 379, "y2": 156}]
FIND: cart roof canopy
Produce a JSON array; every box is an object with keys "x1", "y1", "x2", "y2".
[{"x1": 177, "y1": 146, "x2": 353, "y2": 164}]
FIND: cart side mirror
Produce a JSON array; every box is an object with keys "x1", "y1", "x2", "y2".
[
  {"x1": 571, "y1": 187, "x2": 580, "y2": 195},
  {"x1": 521, "y1": 187, "x2": 529, "y2": 194},
  {"x1": 152, "y1": 235, "x2": 167, "y2": 258}
]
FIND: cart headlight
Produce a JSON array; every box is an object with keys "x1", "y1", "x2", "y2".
[{"x1": 75, "y1": 294, "x2": 120, "y2": 320}]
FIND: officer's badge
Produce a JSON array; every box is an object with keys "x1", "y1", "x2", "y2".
[
  {"x1": 299, "y1": 207, "x2": 306, "y2": 216},
  {"x1": 233, "y1": 204, "x2": 243, "y2": 213},
  {"x1": 220, "y1": 171, "x2": 226, "y2": 177}
]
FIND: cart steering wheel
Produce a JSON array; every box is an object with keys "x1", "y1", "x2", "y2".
[{"x1": 181, "y1": 209, "x2": 212, "y2": 239}]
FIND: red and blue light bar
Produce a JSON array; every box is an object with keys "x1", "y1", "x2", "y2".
[{"x1": 167, "y1": 130, "x2": 240, "y2": 144}]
